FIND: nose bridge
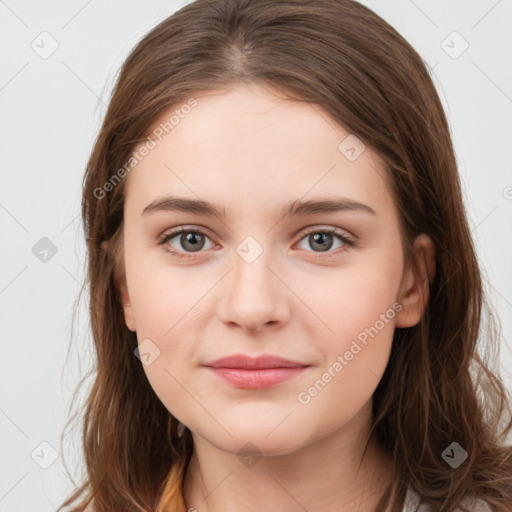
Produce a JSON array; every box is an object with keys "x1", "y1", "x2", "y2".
[
  {"x1": 233, "y1": 236, "x2": 273, "y2": 294},
  {"x1": 217, "y1": 233, "x2": 287, "y2": 331}
]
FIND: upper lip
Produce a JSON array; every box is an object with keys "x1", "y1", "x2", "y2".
[{"x1": 203, "y1": 354, "x2": 310, "y2": 370}]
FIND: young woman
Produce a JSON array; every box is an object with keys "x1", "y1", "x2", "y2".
[{"x1": 59, "y1": 1, "x2": 512, "y2": 511}]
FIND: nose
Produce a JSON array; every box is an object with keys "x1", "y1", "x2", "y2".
[{"x1": 217, "y1": 246, "x2": 290, "y2": 334}]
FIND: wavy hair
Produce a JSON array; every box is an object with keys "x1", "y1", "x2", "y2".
[{"x1": 58, "y1": 1, "x2": 512, "y2": 510}]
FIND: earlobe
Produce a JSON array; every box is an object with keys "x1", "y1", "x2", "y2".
[
  {"x1": 117, "y1": 277, "x2": 137, "y2": 332},
  {"x1": 395, "y1": 234, "x2": 436, "y2": 328}
]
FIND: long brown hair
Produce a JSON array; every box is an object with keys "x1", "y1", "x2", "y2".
[{"x1": 58, "y1": 1, "x2": 512, "y2": 510}]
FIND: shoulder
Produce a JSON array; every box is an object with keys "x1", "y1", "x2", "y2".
[
  {"x1": 402, "y1": 487, "x2": 430, "y2": 512},
  {"x1": 457, "y1": 496, "x2": 493, "y2": 512},
  {"x1": 403, "y1": 487, "x2": 492, "y2": 512},
  {"x1": 503, "y1": 421, "x2": 512, "y2": 447},
  {"x1": 402, "y1": 424, "x2": 512, "y2": 511}
]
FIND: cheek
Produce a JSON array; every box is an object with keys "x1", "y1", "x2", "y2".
[
  {"x1": 294, "y1": 251, "x2": 402, "y2": 412},
  {"x1": 127, "y1": 244, "x2": 208, "y2": 341},
  {"x1": 134, "y1": 295, "x2": 202, "y2": 423},
  {"x1": 295, "y1": 288, "x2": 398, "y2": 435},
  {"x1": 299, "y1": 251, "x2": 403, "y2": 351},
  {"x1": 125, "y1": 260, "x2": 206, "y2": 415},
  {"x1": 132, "y1": 277, "x2": 199, "y2": 360}
]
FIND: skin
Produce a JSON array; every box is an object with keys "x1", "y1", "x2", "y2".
[{"x1": 111, "y1": 84, "x2": 435, "y2": 512}]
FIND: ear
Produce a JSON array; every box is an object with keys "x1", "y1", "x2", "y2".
[
  {"x1": 101, "y1": 240, "x2": 137, "y2": 332},
  {"x1": 395, "y1": 233, "x2": 435, "y2": 328}
]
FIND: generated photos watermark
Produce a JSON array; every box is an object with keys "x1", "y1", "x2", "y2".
[
  {"x1": 297, "y1": 302, "x2": 403, "y2": 405},
  {"x1": 93, "y1": 97, "x2": 198, "y2": 200}
]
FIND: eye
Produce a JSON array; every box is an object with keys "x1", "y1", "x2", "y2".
[
  {"x1": 157, "y1": 226, "x2": 354, "y2": 260},
  {"x1": 157, "y1": 228, "x2": 214, "y2": 258},
  {"x1": 295, "y1": 227, "x2": 354, "y2": 257}
]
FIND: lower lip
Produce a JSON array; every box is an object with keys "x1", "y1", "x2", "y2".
[{"x1": 205, "y1": 367, "x2": 309, "y2": 389}]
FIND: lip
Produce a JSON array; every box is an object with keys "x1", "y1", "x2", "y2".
[
  {"x1": 204, "y1": 354, "x2": 308, "y2": 370},
  {"x1": 203, "y1": 354, "x2": 310, "y2": 389}
]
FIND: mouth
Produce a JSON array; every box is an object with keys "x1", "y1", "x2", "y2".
[{"x1": 202, "y1": 354, "x2": 311, "y2": 389}]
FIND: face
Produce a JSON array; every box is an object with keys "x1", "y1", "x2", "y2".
[{"x1": 115, "y1": 84, "x2": 431, "y2": 456}]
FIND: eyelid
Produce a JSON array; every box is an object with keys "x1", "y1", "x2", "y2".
[{"x1": 298, "y1": 225, "x2": 353, "y2": 241}]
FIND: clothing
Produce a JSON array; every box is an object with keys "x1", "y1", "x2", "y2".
[
  {"x1": 82, "y1": 488, "x2": 493, "y2": 511},
  {"x1": 402, "y1": 486, "x2": 493, "y2": 512}
]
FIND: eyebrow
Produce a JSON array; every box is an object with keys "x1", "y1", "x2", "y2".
[{"x1": 141, "y1": 195, "x2": 376, "y2": 219}]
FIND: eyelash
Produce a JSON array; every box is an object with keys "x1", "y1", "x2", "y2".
[{"x1": 157, "y1": 226, "x2": 355, "y2": 260}]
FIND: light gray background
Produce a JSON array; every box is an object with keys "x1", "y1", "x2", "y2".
[{"x1": 1, "y1": 1, "x2": 511, "y2": 510}]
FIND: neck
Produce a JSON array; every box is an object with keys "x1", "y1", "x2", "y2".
[{"x1": 183, "y1": 404, "x2": 397, "y2": 512}]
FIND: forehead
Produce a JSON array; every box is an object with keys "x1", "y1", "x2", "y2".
[{"x1": 124, "y1": 84, "x2": 394, "y2": 218}]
